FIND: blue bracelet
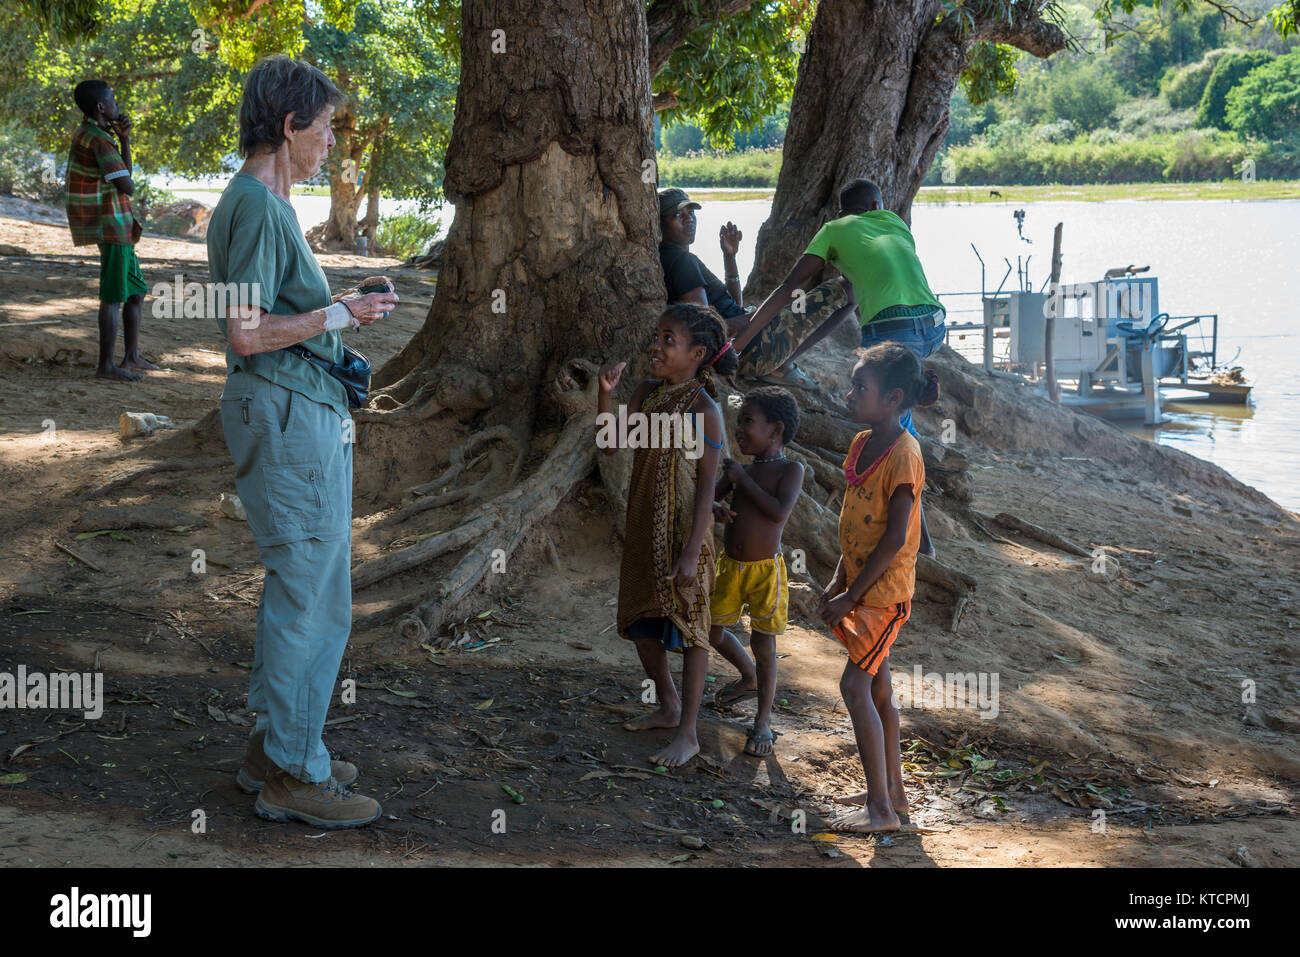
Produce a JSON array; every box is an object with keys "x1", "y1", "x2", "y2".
[{"x1": 687, "y1": 412, "x2": 724, "y2": 450}]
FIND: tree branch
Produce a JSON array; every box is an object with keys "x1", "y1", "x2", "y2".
[
  {"x1": 646, "y1": 0, "x2": 758, "y2": 76},
  {"x1": 971, "y1": 1, "x2": 1068, "y2": 59}
]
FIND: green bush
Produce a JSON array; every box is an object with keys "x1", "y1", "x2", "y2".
[
  {"x1": 1162, "y1": 129, "x2": 1246, "y2": 180},
  {"x1": 660, "y1": 122, "x2": 705, "y2": 156},
  {"x1": 1160, "y1": 48, "x2": 1232, "y2": 110},
  {"x1": 947, "y1": 130, "x2": 1247, "y2": 185},
  {"x1": 376, "y1": 210, "x2": 443, "y2": 261},
  {"x1": 1033, "y1": 119, "x2": 1078, "y2": 143},
  {"x1": 1113, "y1": 97, "x2": 1197, "y2": 136},
  {"x1": 656, "y1": 148, "x2": 782, "y2": 188},
  {"x1": 135, "y1": 176, "x2": 178, "y2": 215},
  {"x1": 1009, "y1": 60, "x2": 1123, "y2": 130},
  {"x1": 1196, "y1": 50, "x2": 1275, "y2": 128},
  {"x1": 1254, "y1": 132, "x2": 1300, "y2": 178},
  {"x1": 1226, "y1": 51, "x2": 1300, "y2": 142},
  {"x1": 0, "y1": 121, "x2": 64, "y2": 204}
]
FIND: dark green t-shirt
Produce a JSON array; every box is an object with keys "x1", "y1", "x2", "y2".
[
  {"x1": 804, "y1": 210, "x2": 942, "y2": 326},
  {"x1": 206, "y1": 172, "x2": 347, "y2": 416}
]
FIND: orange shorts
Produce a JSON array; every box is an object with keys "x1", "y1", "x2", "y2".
[{"x1": 831, "y1": 601, "x2": 911, "y2": 674}]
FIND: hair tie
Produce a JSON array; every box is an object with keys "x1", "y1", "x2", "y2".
[{"x1": 708, "y1": 340, "x2": 734, "y2": 367}]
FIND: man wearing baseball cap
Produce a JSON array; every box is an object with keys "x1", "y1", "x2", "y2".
[
  {"x1": 658, "y1": 187, "x2": 749, "y2": 337},
  {"x1": 659, "y1": 186, "x2": 857, "y2": 389}
]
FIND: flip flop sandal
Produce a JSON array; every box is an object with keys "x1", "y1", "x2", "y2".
[
  {"x1": 715, "y1": 685, "x2": 759, "y2": 707},
  {"x1": 743, "y1": 726, "x2": 781, "y2": 756}
]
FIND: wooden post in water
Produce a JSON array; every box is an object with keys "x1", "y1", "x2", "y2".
[{"x1": 1046, "y1": 222, "x2": 1063, "y2": 404}]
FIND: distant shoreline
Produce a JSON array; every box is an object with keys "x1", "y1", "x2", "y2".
[
  {"x1": 158, "y1": 180, "x2": 1300, "y2": 206},
  {"x1": 677, "y1": 181, "x2": 1300, "y2": 204}
]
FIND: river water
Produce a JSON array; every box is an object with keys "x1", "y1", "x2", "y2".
[
  {"x1": 689, "y1": 197, "x2": 1299, "y2": 513},
  {"x1": 168, "y1": 178, "x2": 1297, "y2": 512}
]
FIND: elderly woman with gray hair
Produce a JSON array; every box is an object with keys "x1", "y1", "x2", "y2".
[{"x1": 208, "y1": 55, "x2": 398, "y2": 829}]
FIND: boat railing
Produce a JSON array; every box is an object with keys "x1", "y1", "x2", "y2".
[{"x1": 1159, "y1": 314, "x2": 1218, "y2": 371}]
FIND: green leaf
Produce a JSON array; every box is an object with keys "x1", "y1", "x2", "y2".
[{"x1": 0, "y1": 772, "x2": 29, "y2": 785}]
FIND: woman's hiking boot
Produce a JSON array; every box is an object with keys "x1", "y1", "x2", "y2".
[
  {"x1": 254, "y1": 766, "x2": 382, "y2": 830},
  {"x1": 236, "y1": 729, "x2": 359, "y2": 794}
]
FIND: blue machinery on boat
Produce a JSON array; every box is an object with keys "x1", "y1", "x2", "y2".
[{"x1": 938, "y1": 245, "x2": 1249, "y2": 425}]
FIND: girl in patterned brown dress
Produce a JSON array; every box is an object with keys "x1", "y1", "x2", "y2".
[{"x1": 597, "y1": 303, "x2": 738, "y2": 767}]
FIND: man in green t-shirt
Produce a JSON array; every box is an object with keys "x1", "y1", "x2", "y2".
[{"x1": 735, "y1": 178, "x2": 945, "y2": 554}]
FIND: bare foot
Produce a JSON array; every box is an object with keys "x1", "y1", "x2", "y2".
[
  {"x1": 829, "y1": 805, "x2": 901, "y2": 834},
  {"x1": 649, "y1": 734, "x2": 699, "y2": 768},
  {"x1": 890, "y1": 784, "x2": 911, "y2": 818},
  {"x1": 95, "y1": 365, "x2": 142, "y2": 382},
  {"x1": 622, "y1": 705, "x2": 680, "y2": 732},
  {"x1": 833, "y1": 788, "x2": 910, "y2": 818},
  {"x1": 121, "y1": 354, "x2": 160, "y2": 372}
]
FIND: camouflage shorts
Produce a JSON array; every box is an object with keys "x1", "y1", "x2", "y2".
[{"x1": 737, "y1": 279, "x2": 850, "y2": 377}]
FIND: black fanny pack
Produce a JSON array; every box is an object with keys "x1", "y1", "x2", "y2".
[{"x1": 284, "y1": 343, "x2": 372, "y2": 409}]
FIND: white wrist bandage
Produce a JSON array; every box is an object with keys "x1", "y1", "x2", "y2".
[{"x1": 324, "y1": 301, "x2": 358, "y2": 331}]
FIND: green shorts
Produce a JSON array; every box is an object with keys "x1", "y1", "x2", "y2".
[
  {"x1": 98, "y1": 243, "x2": 148, "y2": 304},
  {"x1": 737, "y1": 279, "x2": 850, "y2": 377}
]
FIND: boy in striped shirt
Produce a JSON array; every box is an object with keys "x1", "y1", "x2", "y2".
[{"x1": 65, "y1": 80, "x2": 154, "y2": 381}]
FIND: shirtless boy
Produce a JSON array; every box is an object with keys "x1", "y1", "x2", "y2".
[{"x1": 709, "y1": 386, "x2": 804, "y2": 756}]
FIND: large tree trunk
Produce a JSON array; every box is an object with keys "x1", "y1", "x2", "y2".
[
  {"x1": 745, "y1": 0, "x2": 1066, "y2": 299},
  {"x1": 352, "y1": 0, "x2": 663, "y2": 639},
  {"x1": 373, "y1": 0, "x2": 662, "y2": 436}
]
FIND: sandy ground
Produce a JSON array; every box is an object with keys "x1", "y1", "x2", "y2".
[{"x1": 0, "y1": 202, "x2": 1296, "y2": 868}]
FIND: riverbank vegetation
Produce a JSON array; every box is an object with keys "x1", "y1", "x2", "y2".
[{"x1": 655, "y1": 1, "x2": 1300, "y2": 188}]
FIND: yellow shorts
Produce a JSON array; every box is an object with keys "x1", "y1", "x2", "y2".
[{"x1": 710, "y1": 553, "x2": 788, "y2": 635}]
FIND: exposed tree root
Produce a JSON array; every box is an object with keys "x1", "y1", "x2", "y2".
[
  {"x1": 410, "y1": 426, "x2": 523, "y2": 498},
  {"x1": 991, "y1": 512, "x2": 1092, "y2": 558},
  {"x1": 916, "y1": 554, "x2": 977, "y2": 596},
  {"x1": 917, "y1": 554, "x2": 977, "y2": 635},
  {"x1": 78, "y1": 458, "x2": 223, "y2": 501},
  {"x1": 785, "y1": 440, "x2": 845, "y2": 508},
  {"x1": 380, "y1": 427, "x2": 524, "y2": 526},
  {"x1": 351, "y1": 365, "x2": 599, "y2": 642},
  {"x1": 949, "y1": 595, "x2": 970, "y2": 633}
]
